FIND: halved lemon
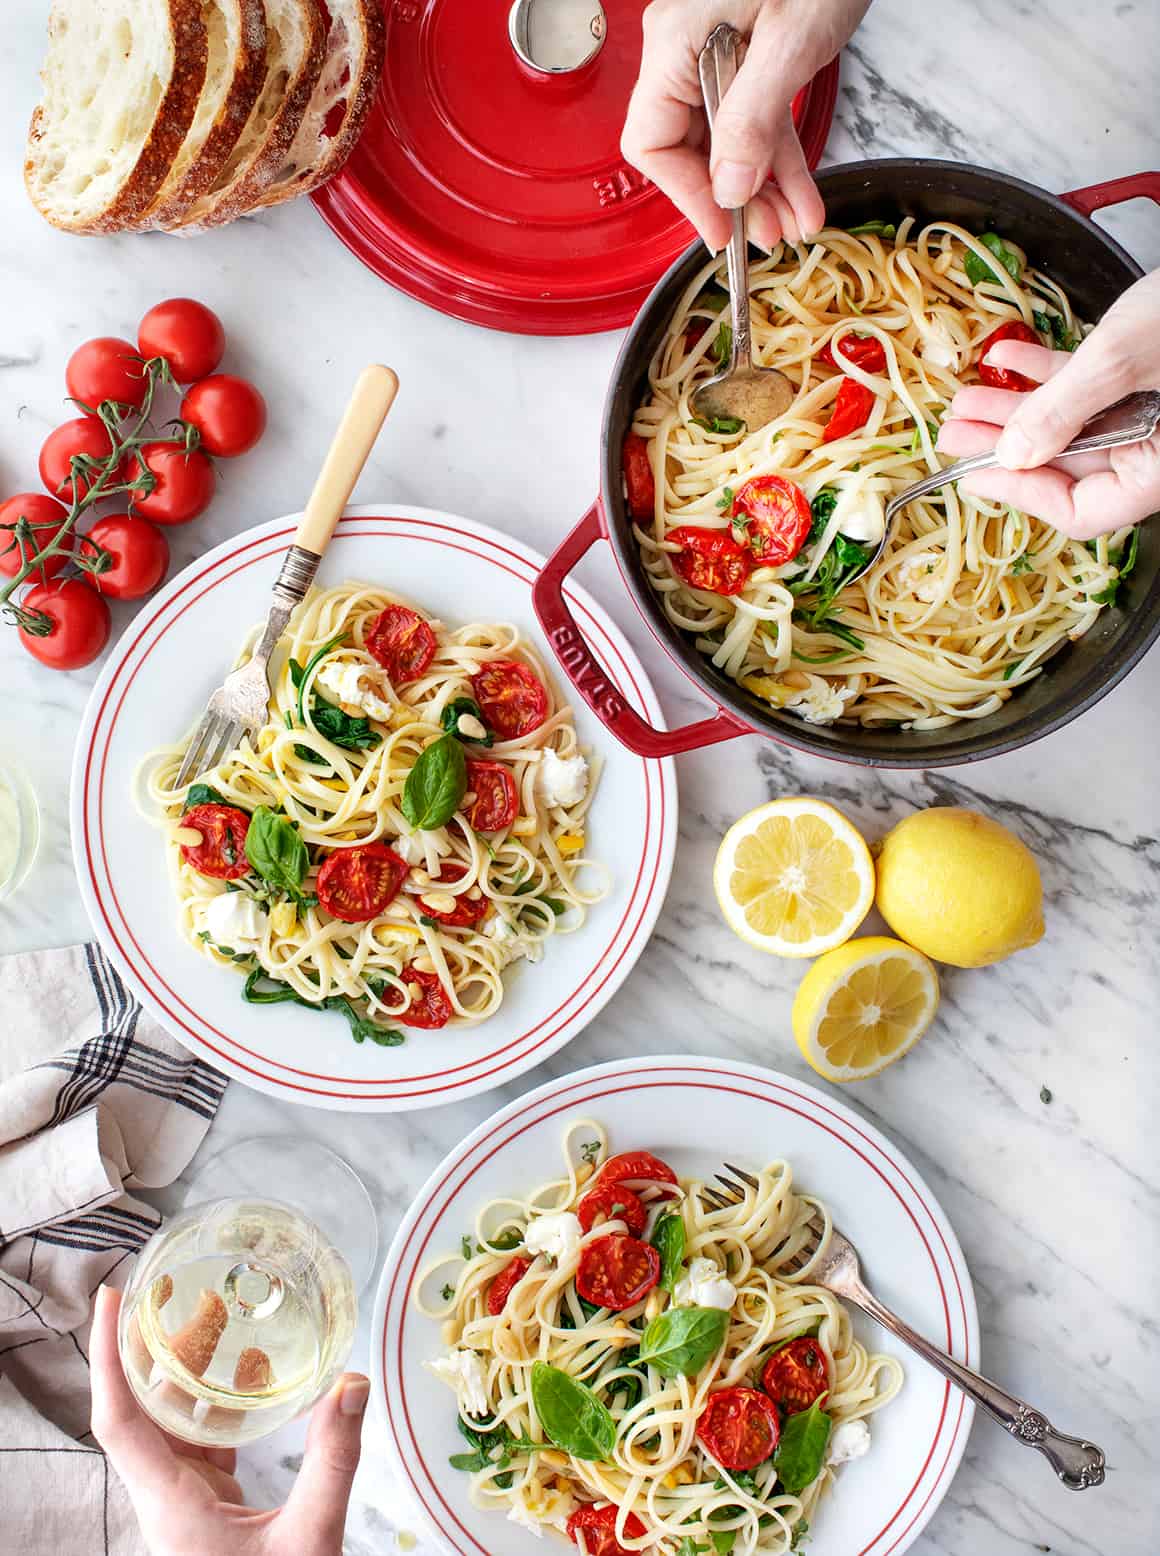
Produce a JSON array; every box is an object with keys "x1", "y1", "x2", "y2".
[
  {"x1": 792, "y1": 937, "x2": 939, "y2": 1082},
  {"x1": 713, "y1": 798, "x2": 874, "y2": 957}
]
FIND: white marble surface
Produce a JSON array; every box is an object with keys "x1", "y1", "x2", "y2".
[{"x1": 2, "y1": 0, "x2": 1159, "y2": 1552}]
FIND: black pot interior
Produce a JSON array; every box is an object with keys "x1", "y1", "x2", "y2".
[{"x1": 601, "y1": 159, "x2": 1158, "y2": 767}]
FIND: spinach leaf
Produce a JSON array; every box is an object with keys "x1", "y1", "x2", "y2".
[
  {"x1": 794, "y1": 612, "x2": 865, "y2": 653},
  {"x1": 711, "y1": 321, "x2": 733, "y2": 368},
  {"x1": 808, "y1": 487, "x2": 838, "y2": 542},
  {"x1": 291, "y1": 631, "x2": 347, "y2": 725},
  {"x1": 847, "y1": 219, "x2": 896, "y2": 238},
  {"x1": 241, "y1": 968, "x2": 405, "y2": 1047},
  {"x1": 402, "y1": 733, "x2": 467, "y2": 830},
  {"x1": 478, "y1": 1227, "x2": 524, "y2": 1253},
  {"x1": 289, "y1": 649, "x2": 382, "y2": 762},
  {"x1": 963, "y1": 232, "x2": 1021, "y2": 287},
  {"x1": 651, "y1": 1213, "x2": 686, "y2": 1292},
  {"x1": 183, "y1": 782, "x2": 227, "y2": 811},
  {"x1": 441, "y1": 696, "x2": 493, "y2": 746},
  {"x1": 694, "y1": 413, "x2": 744, "y2": 435},
  {"x1": 449, "y1": 1416, "x2": 539, "y2": 1478},
  {"x1": 773, "y1": 1400, "x2": 831, "y2": 1495},
  {"x1": 710, "y1": 1533, "x2": 737, "y2": 1554},
  {"x1": 1002, "y1": 658, "x2": 1024, "y2": 681},
  {"x1": 638, "y1": 1306, "x2": 729, "y2": 1378},
  {"x1": 245, "y1": 806, "x2": 309, "y2": 897},
  {"x1": 1034, "y1": 308, "x2": 1076, "y2": 350},
  {"x1": 530, "y1": 1362, "x2": 616, "y2": 1460},
  {"x1": 692, "y1": 285, "x2": 729, "y2": 314},
  {"x1": 1090, "y1": 526, "x2": 1139, "y2": 606}
]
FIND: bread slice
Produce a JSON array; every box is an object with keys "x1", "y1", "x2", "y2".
[
  {"x1": 143, "y1": 0, "x2": 268, "y2": 228},
  {"x1": 26, "y1": 0, "x2": 209, "y2": 233},
  {"x1": 167, "y1": 0, "x2": 327, "y2": 231}
]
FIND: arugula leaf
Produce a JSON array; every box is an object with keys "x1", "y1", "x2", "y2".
[
  {"x1": 847, "y1": 219, "x2": 896, "y2": 238},
  {"x1": 402, "y1": 733, "x2": 467, "y2": 830},
  {"x1": 773, "y1": 1400, "x2": 832, "y2": 1494},
  {"x1": 1034, "y1": 308, "x2": 1076, "y2": 350},
  {"x1": 449, "y1": 1416, "x2": 540, "y2": 1477},
  {"x1": 651, "y1": 1213, "x2": 686, "y2": 1292},
  {"x1": 530, "y1": 1362, "x2": 616, "y2": 1460},
  {"x1": 808, "y1": 487, "x2": 838, "y2": 542},
  {"x1": 479, "y1": 1227, "x2": 524, "y2": 1253},
  {"x1": 240, "y1": 968, "x2": 404, "y2": 1047},
  {"x1": 182, "y1": 782, "x2": 228, "y2": 812},
  {"x1": 1090, "y1": 526, "x2": 1139, "y2": 605},
  {"x1": 441, "y1": 696, "x2": 493, "y2": 746},
  {"x1": 638, "y1": 1306, "x2": 729, "y2": 1377},
  {"x1": 692, "y1": 285, "x2": 729, "y2": 314},
  {"x1": 711, "y1": 321, "x2": 733, "y2": 368},
  {"x1": 963, "y1": 232, "x2": 1021, "y2": 287},
  {"x1": 245, "y1": 806, "x2": 308, "y2": 898},
  {"x1": 694, "y1": 413, "x2": 744, "y2": 436}
]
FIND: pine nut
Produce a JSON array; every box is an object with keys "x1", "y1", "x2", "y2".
[
  {"x1": 173, "y1": 827, "x2": 204, "y2": 847},
  {"x1": 456, "y1": 713, "x2": 488, "y2": 741},
  {"x1": 412, "y1": 955, "x2": 437, "y2": 973},
  {"x1": 419, "y1": 892, "x2": 457, "y2": 914},
  {"x1": 408, "y1": 867, "x2": 432, "y2": 887}
]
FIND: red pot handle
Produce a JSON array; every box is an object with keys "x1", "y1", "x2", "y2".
[
  {"x1": 1061, "y1": 171, "x2": 1160, "y2": 218},
  {"x1": 532, "y1": 501, "x2": 750, "y2": 758}
]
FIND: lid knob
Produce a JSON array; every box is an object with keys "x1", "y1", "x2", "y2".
[{"x1": 508, "y1": 0, "x2": 606, "y2": 75}]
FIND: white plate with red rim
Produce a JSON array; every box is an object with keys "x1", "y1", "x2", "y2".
[
  {"x1": 373, "y1": 1055, "x2": 978, "y2": 1556},
  {"x1": 70, "y1": 506, "x2": 677, "y2": 1111}
]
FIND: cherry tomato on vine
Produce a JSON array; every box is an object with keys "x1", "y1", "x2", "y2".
[
  {"x1": 0, "y1": 493, "x2": 73, "y2": 583},
  {"x1": 621, "y1": 432, "x2": 655, "y2": 521},
  {"x1": 696, "y1": 1386, "x2": 781, "y2": 1470},
  {"x1": 565, "y1": 1505, "x2": 648, "y2": 1556},
  {"x1": 487, "y1": 1257, "x2": 532, "y2": 1316},
  {"x1": 180, "y1": 802, "x2": 252, "y2": 881},
  {"x1": 129, "y1": 442, "x2": 215, "y2": 525},
  {"x1": 181, "y1": 374, "x2": 267, "y2": 458},
  {"x1": 668, "y1": 525, "x2": 752, "y2": 596},
  {"x1": 137, "y1": 299, "x2": 225, "y2": 383},
  {"x1": 66, "y1": 337, "x2": 148, "y2": 410},
  {"x1": 731, "y1": 476, "x2": 812, "y2": 565},
  {"x1": 17, "y1": 578, "x2": 110, "y2": 670},
  {"x1": 39, "y1": 417, "x2": 125, "y2": 501},
  {"x1": 316, "y1": 841, "x2": 408, "y2": 922},
  {"x1": 977, "y1": 320, "x2": 1040, "y2": 391},
  {"x1": 78, "y1": 515, "x2": 169, "y2": 600},
  {"x1": 822, "y1": 378, "x2": 876, "y2": 444},
  {"x1": 761, "y1": 1336, "x2": 829, "y2": 1415}
]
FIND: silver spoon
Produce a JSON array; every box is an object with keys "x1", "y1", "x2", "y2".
[{"x1": 689, "y1": 23, "x2": 794, "y2": 435}]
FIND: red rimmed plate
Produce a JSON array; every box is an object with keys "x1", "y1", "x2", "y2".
[{"x1": 70, "y1": 507, "x2": 677, "y2": 1111}]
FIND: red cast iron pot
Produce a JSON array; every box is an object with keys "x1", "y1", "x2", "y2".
[{"x1": 532, "y1": 160, "x2": 1160, "y2": 766}]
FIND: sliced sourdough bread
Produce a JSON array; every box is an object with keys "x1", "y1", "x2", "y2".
[{"x1": 143, "y1": 0, "x2": 269, "y2": 228}]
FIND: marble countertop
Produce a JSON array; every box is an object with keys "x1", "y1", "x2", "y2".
[{"x1": 2, "y1": 0, "x2": 1158, "y2": 1552}]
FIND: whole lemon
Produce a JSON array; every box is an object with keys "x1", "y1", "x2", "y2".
[{"x1": 874, "y1": 807, "x2": 1044, "y2": 967}]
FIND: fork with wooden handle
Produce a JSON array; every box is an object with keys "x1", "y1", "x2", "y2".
[
  {"x1": 703, "y1": 1165, "x2": 1107, "y2": 1490},
  {"x1": 175, "y1": 364, "x2": 399, "y2": 788}
]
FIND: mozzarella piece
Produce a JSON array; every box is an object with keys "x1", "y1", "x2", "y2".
[
  {"x1": 314, "y1": 661, "x2": 394, "y2": 722},
  {"x1": 427, "y1": 1348, "x2": 490, "y2": 1418},
  {"x1": 897, "y1": 552, "x2": 945, "y2": 603},
  {"x1": 524, "y1": 1211, "x2": 582, "y2": 1264},
  {"x1": 832, "y1": 482, "x2": 886, "y2": 545},
  {"x1": 787, "y1": 681, "x2": 857, "y2": 726},
  {"x1": 507, "y1": 1481, "x2": 576, "y2": 1536},
  {"x1": 827, "y1": 1418, "x2": 872, "y2": 1465},
  {"x1": 537, "y1": 750, "x2": 589, "y2": 808},
  {"x1": 202, "y1": 893, "x2": 268, "y2": 947},
  {"x1": 393, "y1": 831, "x2": 425, "y2": 866},
  {"x1": 485, "y1": 914, "x2": 543, "y2": 965},
  {"x1": 673, "y1": 1256, "x2": 737, "y2": 1312}
]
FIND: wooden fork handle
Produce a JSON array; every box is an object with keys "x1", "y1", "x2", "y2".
[{"x1": 296, "y1": 364, "x2": 399, "y2": 555}]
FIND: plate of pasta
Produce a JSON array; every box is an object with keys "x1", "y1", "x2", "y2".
[
  {"x1": 375, "y1": 1056, "x2": 977, "y2": 1556},
  {"x1": 71, "y1": 507, "x2": 676, "y2": 1110}
]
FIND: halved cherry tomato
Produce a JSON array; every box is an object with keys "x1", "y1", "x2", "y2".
[
  {"x1": 78, "y1": 515, "x2": 168, "y2": 600},
  {"x1": 180, "y1": 802, "x2": 251, "y2": 881},
  {"x1": 731, "y1": 476, "x2": 812, "y2": 565},
  {"x1": 596, "y1": 1150, "x2": 679, "y2": 1198},
  {"x1": 17, "y1": 578, "x2": 110, "y2": 670},
  {"x1": 465, "y1": 759, "x2": 519, "y2": 832},
  {"x1": 621, "y1": 432, "x2": 655, "y2": 521},
  {"x1": 365, "y1": 604, "x2": 437, "y2": 683},
  {"x1": 138, "y1": 299, "x2": 225, "y2": 383},
  {"x1": 0, "y1": 494, "x2": 73, "y2": 582},
  {"x1": 668, "y1": 525, "x2": 752, "y2": 596},
  {"x1": 419, "y1": 860, "x2": 488, "y2": 928},
  {"x1": 696, "y1": 1386, "x2": 781, "y2": 1470},
  {"x1": 39, "y1": 417, "x2": 125, "y2": 500},
  {"x1": 575, "y1": 1234, "x2": 660, "y2": 1311},
  {"x1": 487, "y1": 1257, "x2": 532, "y2": 1316},
  {"x1": 977, "y1": 320, "x2": 1040, "y2": 391},
  {"x1": 761, "y1": 1336, "x2": 829, "y2": 1416},
  {"x1": 129, "y1": 442, "x2": 215, "y2": 525},
  {"x1": 397, "y1": 967, "x2": 453, "y2": 1028},
  {"x1": 66, "y1": 337, "x2": 148, "y2": 410},
  {"x1": 566, "y1": 1504, "x2": 648, "y2": 1556},
  {"x1": 817, "y1": 333, "x2": 886, "y2": 373},
  {"x1": 471, "y1": 660, "x2": 548, "y2": 740},
  {"x1": 181, "y1": 374, "x2": 266, "y2": 458},
  {"x1": 822, "y1": 379, "x2": 876, "y2": 444},
  {"x1": 316, "y1": 841, "x2": 407, "y2": 922},
  {"x1": 577, "y1": 1181, "x2": 647, "y2": 1237}
]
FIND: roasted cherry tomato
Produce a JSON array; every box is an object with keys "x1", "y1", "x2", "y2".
[
  {"x1": 731, "y1": 476, "x2": 812, "y2": 565},
  {"x1": 822, "y1": 378, "x2": 876, "y2": 444},
  {"x1": 180, "y1": 802, "x2": 251, "y2": 880},
  {"x1": 595, "y1": 1150, "x2": 679, "y2": 1198},
  {"x1": 66, "y1": 336, "x2": 148, "y2": 411},
  {"x1": 977, "y1": 320, "x2": 1040, "y2": 391},
  {"x1": 129, "y1": 442, "x2": 215, "y2": 525},
  {"x1": 696, "y1": 1386, "x2": 781, "y2": 1470},
  {"x1": 668, "y1": 525, "x2": 752, "y2": 596},
  {"x1": 487, "y1": 1257, "x2": 532, "y2": 1316},
  {"x1": 577, "y1": 1181, "x2": 647, "y2": 1237},
  {"x1": 465, "y1": 759, "x2": 519, "y2": 832},
  {"x1": 138, "y1": 299, "x2": 225, "y2": 383},
  {"x1": 181, "y1": 374, "x2": 267, "y2": 458},
  {"x1": 621, "y1": 432, "x2": 655, "y2": 521},
  {"x1": 419, "y1": 860, "x2": 489, "y2": 928},
  {"x1": 365, "y1": 604, "x2": 437, "y2": 683},
  {"x1": 317, "y1": 840, "x2": 407, "y2": 922},
  {"x1": 817, "y1": 333, "x2": 887, "y2": 374},
  {"x1": 397, "y1": 967, "x2": 453, "y2": 1028},
  {"x1": 17, "y1": 578, "x2": 110, "y2": 670},
  {"x1": 566, "y1": 1504, "x2": 648, "y2": 1556},
  {"x1": 0, "y1": 493, "x2": 73, "y2": 583},
  {"x1": 470, "y1": 660, "x2": 549, "y2": 740},
  {"x1": 78, "y1": 514, "x2": 168, "y2": 600},
  {"x1": 575, "y1": 1234, "x2": 660, "y2": 1311},
  {"x1": 761, "y1": 1336, "x2": 829, "y2": 1415},
  {"x1": 39, "y1": 417, "x2": 124, "y2": 500}
]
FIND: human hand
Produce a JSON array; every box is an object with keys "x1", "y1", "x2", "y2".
[
  {"x1": 90, "y1": 1285, "x2": 368, "y2": 1556},
  {"x1": 938, "y1": 268, "x2": 1160, "y2": 539},
  {"x1": 621, "y1": 0, "x2": 870, "y2": 252}
]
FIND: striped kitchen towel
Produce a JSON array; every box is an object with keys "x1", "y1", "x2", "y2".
[{"x1": 0, "y1": 942, "x2": 226, "y2": 1555}]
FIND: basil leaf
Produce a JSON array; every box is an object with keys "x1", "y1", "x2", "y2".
[
  {"x1": 441, "y1": 696, "x2": 493, "y2": 746},
  {"x1": 183, "y1": 782, "x2": 227, "y2": 811},
  {"x1": 963, "y1": 232, "x2": 1021, "y2": 287},
  {"x1": 651, "y1": 1213, "x2": 686, "y2": 1292},
  {"x1": 847, "y1": 219, "x2": 896, "y2": 238},
  {"x1": 773, "y1": 1400, "x2": 832, "y2": 1495},
  {"x1": 402, "y1": 733, "x2": 467, "y2": 830},
  {"x1": 711, "y1": 1533, "x2": 737, "y2": 1554},
  {"x1": 638, "y1": 1306, "x2": 729, "y2": 1378},
  {"x1": 245, "y1": 805, "x2": 308, "y2": 895},
  {"x1": 530, "y1": 1361, "x2": 616, "y2": 1460}
]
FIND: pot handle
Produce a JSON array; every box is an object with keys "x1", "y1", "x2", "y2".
[
  {"x1": 1060, "y1": 171, "x2": 1160, "y2": 217},
  {"x1": 532, "y1": 501, "x2": 750, "y2": 758}
]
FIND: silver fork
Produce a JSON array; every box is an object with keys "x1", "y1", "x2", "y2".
[
  {"x1": 174, "y1": 365, "x2": 399, "y2": 789},
  {"x1": 703, "y1": 1165, "x2": 1107, "y2": 1490}
]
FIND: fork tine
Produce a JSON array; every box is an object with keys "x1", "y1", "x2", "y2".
[
  {"x1": 174, "y1": 713, "x2": 222, "y2": 788},
  {"x1": 724, "y1": 1162, "x2": 760, "y2": 1190},
  {"x1": 714, "y1": 1173, "x2": 746, "y2": 1199},
  {"x1": 201, "y1": 719, "x2": 243, "y2": 777},
  {"x1": 699, "y1": 1187, "x2": 732, "y2": 1211}
]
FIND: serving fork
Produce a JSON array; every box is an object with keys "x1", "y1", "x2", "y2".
[
  {"x1": 174, "y1": 365, "x2": 399, "y2": 789},
  {"x1": 702, "y1": 1164, "x2": 1107, "y2": 1490}
]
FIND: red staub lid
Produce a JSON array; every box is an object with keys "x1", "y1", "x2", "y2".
[{"x1": 312, "y1": 0, "x2": 838, "y2": 335}]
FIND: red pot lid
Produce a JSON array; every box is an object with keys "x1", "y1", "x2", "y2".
[{"x1": 312, "y1": 0, "x2": 838, "y2": 336}]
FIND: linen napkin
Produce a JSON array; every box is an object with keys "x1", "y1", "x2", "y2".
[{"x1": 0, "y1": 943, "x2": 227, "y2": 1555}]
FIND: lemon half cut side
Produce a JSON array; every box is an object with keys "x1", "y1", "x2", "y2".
[{"x1": 793, "y1": 937, "x2": 940, "y2": 1082}]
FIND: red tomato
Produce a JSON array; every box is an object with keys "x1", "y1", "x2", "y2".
[
  {"x1": 179, "y1": 802, "x2": 252, "y2": 881},
  {"x1": 761, "y1": 1336, "x2": 829, "y2": 1415},
  {"x1": 17, "y1": 578, "x2": 110, "y2": 670},
  {"x1": 621, "y1": 432, "x2": 655, "y2": 521},
  {"x1": 487, "y1": 1257, "x2": 532, "y2": 1316},
  {"x1": 978, "y1": 320, "x2": 1040, "y2": 391},
  {"x1": 596, "y1": 1150, "x2": 679, "y2": 1198},
  {"x1": 181, "y1": 374, "x2": 267, "y2": 458},
  {"x1": 465, "y1": 759, "x2": 519, "y2": 832},
  {"x1": 66, "y1": 336, "x2": 148, "y2": 410},
  {"x1": 696, "y1": 1386, "x2": 781, "y2": 1471},
  {"x1": 668, "y1": 525, "x2": 752, "y2": 596},
  {"x1": 317, "y1": 841, "x2": 408, "y2": 922},
  {"x1": 129, "y1": 442, "x2": 215, "y2": 525},
  {"x1": 138, "y1": 299, "x2": 225, "y2": 383},
  {"x1": 731, "y1": 476, "x2": 812, "y2": 565},
  {"x1": 78, "y1": 515, "x2": 168, "y2": 600},
  {"x1": 470, "y1": 660, "x2": 549, "y2": 740},
  {"x1": 39, "y1": 417, "x2": 124, "y2": 500},
  {"x1": 566, "y1": 1505, "x2": 648, "y2": 1556},
  {"x1": 0, "y1": 494, "x2": 73, "y2": 582},
  {"x1": 575, "y1": 1235, "x2": 660, "y2": 1311},
  {"x1": 822, "y1": 379, "x2": 876, "y2": 444},
  {"x1": 577, "y1": 1181, "x2": 647, "y2": 1237},
  {"x1": 365, "y1": 604, "x2": 437, "y2": 682},
  {"x1": 397, "y1": 967, "x2": 453, "y2": 1028},
  {"x1": 418, "y1": 860, "x2": 488, "y2": 928},
  {"x1": 817, "y1": 333, "x2": 886, "y2": 373}
]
